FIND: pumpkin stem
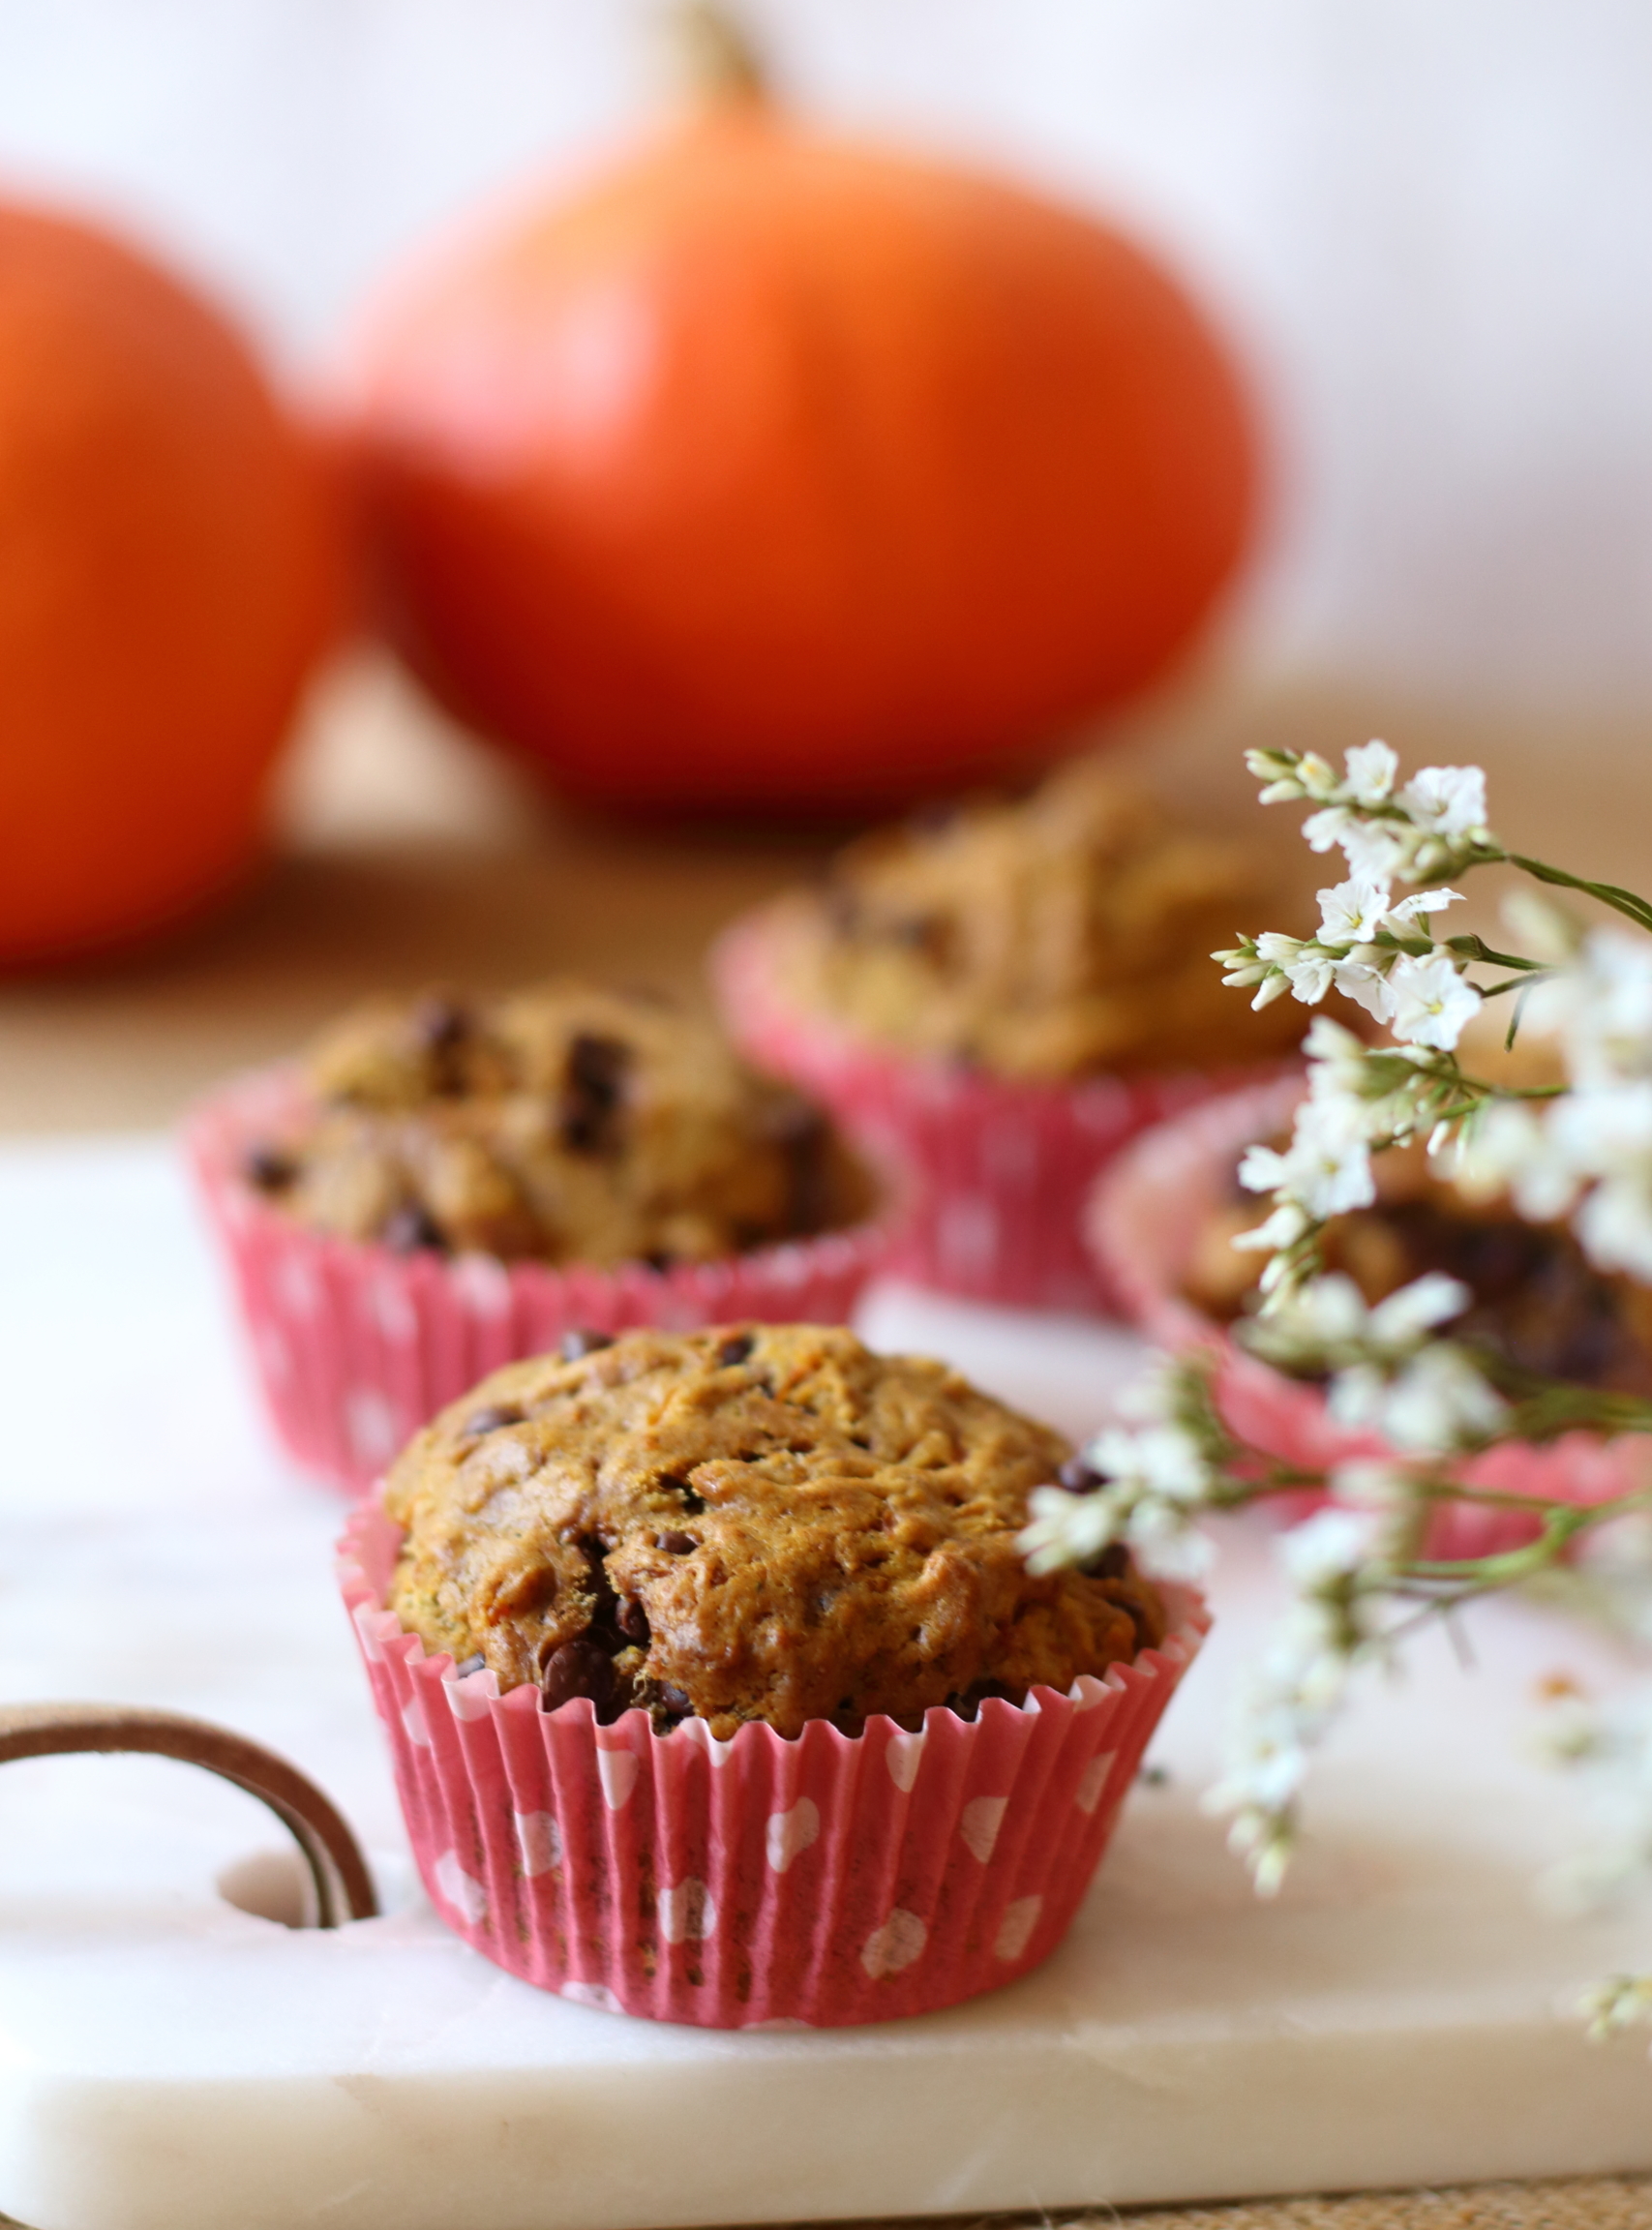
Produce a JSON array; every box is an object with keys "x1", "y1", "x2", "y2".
[{"x1": 672, "y1": 2, "x2": 769, "y2": 108}]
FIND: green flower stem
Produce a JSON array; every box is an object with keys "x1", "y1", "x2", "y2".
[
  {"x1": 1487, "y1": 848, "x2": 1652, "y2": 938},
  {"x1": 1443, "y1": 935, "x2": 1548, "y2": 973}
]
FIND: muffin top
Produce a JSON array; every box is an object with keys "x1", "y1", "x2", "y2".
[
  {"x1": 770, "y1": 756, "x2": 1306, "y2": 1080},
  {"x1": 1186, "y1": 1143, "x2": 1652, "y2": 1397},
  {"x1": 243, "y1": 980, "x2": 873, "y2": 1266},
  {"x1": 384, "y1": 1322, "x2": 1167, "y2": 1739}
]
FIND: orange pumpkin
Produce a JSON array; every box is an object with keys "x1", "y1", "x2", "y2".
[
  {"x1": 0, "y1": 202, "x2": 344, "y2": 968},
  {"x1": 351, "y1": 41, "x2": 1257, "y2": 812}
]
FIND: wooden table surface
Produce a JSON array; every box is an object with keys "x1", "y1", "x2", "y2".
[{"x1": 5, "y1": 652, "x2": 1652, "y2": 2228}]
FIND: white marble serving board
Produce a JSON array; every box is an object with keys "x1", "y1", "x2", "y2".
[{"x1": 4, "y1": 1138, "x2": 1652, "y2": 2230}]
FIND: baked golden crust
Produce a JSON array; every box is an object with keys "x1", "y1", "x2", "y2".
[
  {"x1": 384, "y1": 1323, "x2": 1166, "y2": 1738},
  {"x1": 245, "y1": 981, "x2": 873, "y2": 1265},
  {"x1": 775, "y1": 757, "x2": 1306, "y2": 1079}
]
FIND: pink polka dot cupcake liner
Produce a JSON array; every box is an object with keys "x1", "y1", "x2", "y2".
[
  {"x1": 187, "y1": 1066, "x2": 890, "y2": 1492},
  {"x1": 712, "y1": 905, "x2": 1299, "y2": 1314},
  {"x1": 339, "y1": 1493, "x2": 1208, "y2": 2029},
  {"x1": 1088, "y1": 1075, "x2": 1646, "y2": 1559}
]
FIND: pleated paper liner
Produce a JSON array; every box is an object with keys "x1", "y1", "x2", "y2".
[
  {"x1": 712, "y1": 903, "x2": 1299, "y2": 1313},
  {"x1": 340, "y1": 1494, "x2": 1209, "y2": 2030},
  {"x1": 1087, "y1": 1075, "x2": 1645, "y2": 1558},
  {"x1": 187, "y1": 1065, "x2": 890, "y2": 1492}
]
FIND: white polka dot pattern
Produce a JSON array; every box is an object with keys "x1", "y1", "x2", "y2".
[
  {"x1": 657, "y1": 1878, "x2": 717, "y2": 1944},
  {"x1": 1075, "y1": 1751, "x2": 1116, "y2": 1816},
  {"x1": 886, "y1": 1731, "x2": 926, "y2": 1793},
  {"x1": 861, "y1": 1908, "x2": 928, "y2": 1979},
  {"x1": 994, "y1": 1895, "x2": 1042, "y2": 1962},
  {"x1": 435, "y1": 1850, "x2": 488, "y2": 1923},
  {"x1": 765, "y1": 1798, "x2": 820, "y2": 1874},
  {"x1": 513, "y1": 1811, "x2": 561, "y2": 1877},
  {"x1": 959, "y1": 1795, "x2": 1007, "y2": 1863},
  {"x1": 595, "y1": 1748, "x2": 639, "y2": 1811}
]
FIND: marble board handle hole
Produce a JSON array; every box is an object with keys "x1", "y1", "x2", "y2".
[
  {"x1": 217, "y1": 1844, "x2": 319, "y2": 1928},
  {"x1": 0, "y1": 1703, "x2": 377, "y2": 1929}
]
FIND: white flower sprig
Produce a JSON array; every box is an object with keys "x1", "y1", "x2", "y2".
[
  {"x1": 1020, "y1": 1366, "x2": 1221, "y2": 1584},
  {"x1": 1243, "y1": 1267, "x2": 1509, "y2": 1458},
  {"x1": 1025, "y1": 732, "x2": 1652, "y2": 2034},
  {"x1": 1216, "y1": 875, "x2": 1474, "y2": 1039},
  {"x1": 1241, "y1": 741, "x2": 1495, "y2": 883},
  {"x1": 1455, "y1": 930, "x2": 1652, "y2": 1281}
]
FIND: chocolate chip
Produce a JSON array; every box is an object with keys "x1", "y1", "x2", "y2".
[
  {"x1": 540, "y1": 1636, "x2": 617, "y2": 1716},
  {"x1": 411, "y1": 996, "x2": 473, "y2": 1095},
  {"x1": 462, "y1": 1402, "x2": 522, "y2": 1437},
  {"x1": 658, "y1": 1530, "x2": 696, "y2": 1555},
  {"x1": 559, "y1": 1328, "x2": 613, "y2": 1363},
  {"x1": 1119, "y1": 1593, "x2": 1157, "y2": 1651},
  {"x1": 643, "y1": 1250, "x2": 676, "y2": 1273},
  {"x1": 715, "y1": 1332, "x2": 755, "y2": 1368},
  {"x1": 382, "y1": 1201, "x2": 444, "y2": 1253},
  {"x1": 950, "y1": 1677, "x2": 1016, "y2": 1721},
  {"x1": 243, "y1": 1144, "x2": 296, "y2": 1192},
  {"x1": 454, "y1": 1652, "x2": 486, "y2": 1677},
  {"x1": 1058, "y1": 1458, "x2": 1100, "y2": 1493},
  {"x1": 411, "y1": 995, "x2": 469, "y2": 1053},
  {"x1": 763, "y1": 1095, "x2": 833, "y2": 1234},
  {"x1": 559, "y1": 1033, "x2": 631, "y2": 1155},
  {"x1": 657, "y1": 1683, "x2": 692, "y2": 1716},
  {"x1": 616, "y1": 1597, "x2": 650, "y2": 1645},
  {"x1": 578, "y1": 1536, "x2": 621, "y2": 1639}
]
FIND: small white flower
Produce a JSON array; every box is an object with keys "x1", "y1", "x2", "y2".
[
  {"x1": 1216, "y1": 948, "x2": 1272, "y2": 989},
  {"x1": 1317, "y1": 877, "x2": 1392, "y2": 947},
  {"x1": 1332, "y1": 960, "x2": 1398, "y2": 1022},
  {"x1": 1240, "y1": 1094, "x2": 1377, "y2": 1221},
  {"x1": 1342, "y1": 739, "x2": 1398, "y2": 806},
  {"x1": 1367, "y1": 1271, "x2": 1470, "y2": 1347},
  {"x1": 1231, "y1": 1199, "x2": 1311, "y2": 1254},
  {"x1": 1124, "y1": 1499, "x2": 1216, "y2": 1582},
  {"x1": 1304, "y1": 1013, "x2": 1371, "y2": 1078},
  {"x1": 1387, "y1": 886, "x2": 1465, "y2": 925},
  {"x1": 1019, "y1": 1485, "x2": 1119, "y2": 1575},
  {"x1": 1280, "y1": 1508, "x2": 1383, "y2": 1590},
  {"x1": 1084, "y1": 1425, "x2": 1210, "y2": 1505},
  {"x1": 1265, "y1": 1271, "x2": 1369, "y2": 1347},
  {"x1": 1399, "y1": 765, "x2": 1489, "y2": 845},
  {"x1": 1302, "y1": 806, "x2": 1408, "y2": 881},
  {"x1": 1328, "y1": 1460, "x2": 1420, "y2": 1514},
  {"x1": 1454, "y1": 1100, "x2": 1578, "y2": 1220},
  {"x1": 1328, "y1": 1362, "x2": 1388, "y2": 1431},
  {"x1": 1296, "y1": 752, "x2": 1341, "y2": 799},
  {"x1": 1384, "y1": 951, "x2": 1483, "y2": 1050},
  {"x1": 1282, "y1": 951, "x2": 1338, "y2": 1006},
  {"x1": 1577, "y1": 1175, "x2": 1652, "y2": 1281},
  {"x1": 1378, "y1": 1344, "x2": 1507, "y2": 1456}
]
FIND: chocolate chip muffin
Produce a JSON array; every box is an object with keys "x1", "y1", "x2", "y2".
[
  {"x1": 1187, "y1": 1142, "x2": 1652, "y2": 1397},
  {"x1": 384, "y1": 1323, "x2": 1166, "y2": 1739},
  {"x1": 244, "y1": 981, "x2": 874, "y2": 1265},
  {"x1": 769, "y1": 756, "x2": 1306, "y2": 1079}
]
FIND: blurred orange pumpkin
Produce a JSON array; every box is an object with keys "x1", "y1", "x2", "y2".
[
  {"x1": 350, "y1": 41, "x2": 1259, "y2": 814},
  {"x1": 0, "y1": 202, "x2": 344, "y2": 968}
]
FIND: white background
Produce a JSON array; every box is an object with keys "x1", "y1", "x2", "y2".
[{"x1": 3, "y1": 0, "x2": 1652, "y2": 720}]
